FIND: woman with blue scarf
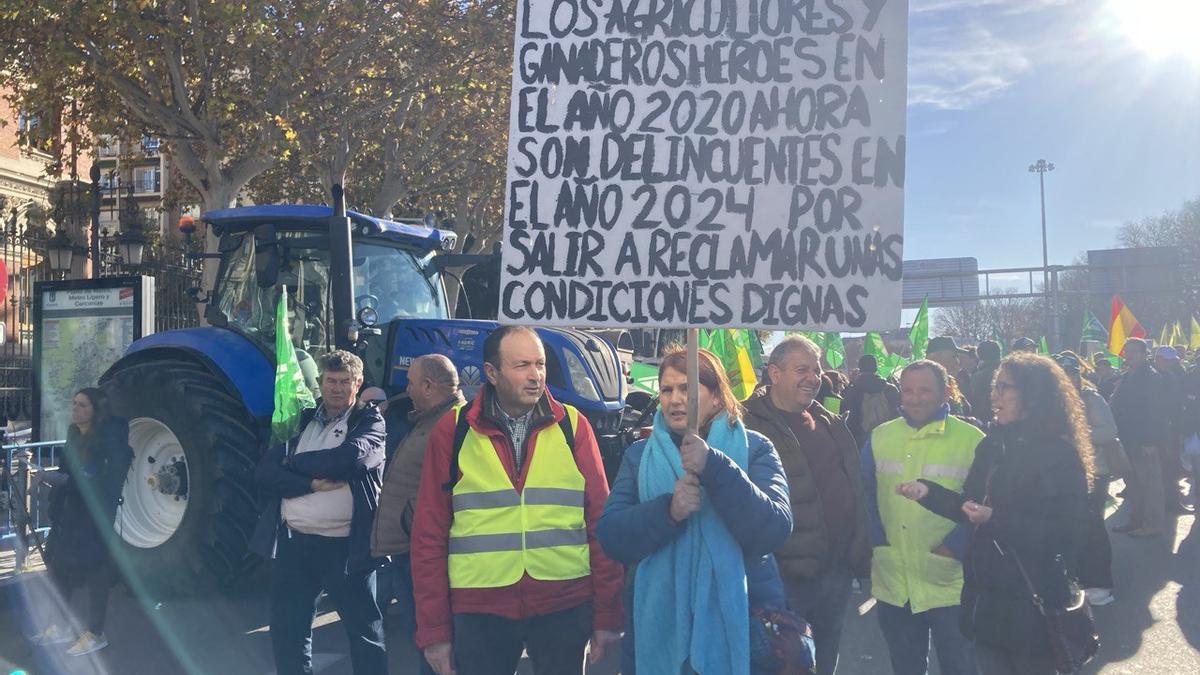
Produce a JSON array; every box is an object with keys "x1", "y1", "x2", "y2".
[{"x1": 597, "y1": 349, "x2": 793, "y2": 674}]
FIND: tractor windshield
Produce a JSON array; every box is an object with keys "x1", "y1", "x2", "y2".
[{"x1": 214, "y1": 230, "x2": 447, "y2": 353}]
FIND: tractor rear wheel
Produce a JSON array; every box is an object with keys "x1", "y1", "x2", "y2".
[{"x1": 104, "y1": 357, "x2": 261, "y2": 596}]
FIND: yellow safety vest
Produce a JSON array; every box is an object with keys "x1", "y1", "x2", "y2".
[
  {"x1": 869, "y1": 415, "x2": 984, "y2": 612},
  {"x1": 447, "y1": 405, "x2": 591, "y2": 589}
]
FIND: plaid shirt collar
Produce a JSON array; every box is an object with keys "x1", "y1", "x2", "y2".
[{"x1": 315, "y1": 402, "x2": 353, "y2": 428}]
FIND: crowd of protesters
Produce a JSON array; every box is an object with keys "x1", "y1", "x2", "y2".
[{"x1": 25, "y1": 326, "x2": 1200, "y2": 675}]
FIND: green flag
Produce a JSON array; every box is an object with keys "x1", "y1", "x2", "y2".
[
  {"x1": 1170, "y1": 320, "x2": 1185, "y2": 346},
  {"x1": 699, "y1": 329, "x2": 759, "y2": 400},
  {"x1": 271, "y1": 287, "x2": 316, "y2": 446},
  {"x1": 862, "y1": 332, "x2": 905, "y2": 377},
  {"x1": 1081, "y1": 308, "x2": 1108, "y2": 344},
  {"x1": 825, "y1": 332, "x2": 847, "y2": 370},
  {"x1": 628, "y1": 361, "x2": 659, "y2": 395},
  {"x1": 863, "y1": 331, "x2": 887, "y2": 360},
  {"x1": 1038, "y1": 336, "x2": 1049, "y2": 354},
  {"x1": 908, "y1": 298, "x2": 929, "y2": 361}
]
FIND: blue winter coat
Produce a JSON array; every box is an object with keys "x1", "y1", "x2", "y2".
[
  {"x1": 250, "y1": 401, "x2": 387, "y2": 574},
  {"x1": 597, "y1": 429, "x2": 793, "y2": 675}
]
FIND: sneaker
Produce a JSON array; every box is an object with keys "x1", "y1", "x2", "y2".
[
  {"x1": 29, "y1": 623, "x2": 73, "y2": 646},
  {"x1": 66, "y1": 631, "x2": 108, "y2": 656},
  {"x1": 1085, "y1": 588, "x2": 1115, "y2": 606}
]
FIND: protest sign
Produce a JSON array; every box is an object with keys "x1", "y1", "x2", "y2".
[{"x1": 500, "y1": 0, "x2": 908, "y2": 331}]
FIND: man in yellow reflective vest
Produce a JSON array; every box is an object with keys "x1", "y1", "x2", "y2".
[
  {"x1": 411, "y1": 326, "x2": 623, "y2": 675},
  {"x1": 860, "y1": 360, "x2": 984, "y2": 675}
]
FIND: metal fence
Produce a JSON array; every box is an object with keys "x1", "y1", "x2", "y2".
[
  {"x1": 0, "y1": 181, "x2": 204, "y2": 424},
  {"x1": 1, "y1": 440, "x2": 64, "y2": 550}
]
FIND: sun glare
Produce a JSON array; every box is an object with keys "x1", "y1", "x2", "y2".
[{"x1": 1108, "y1": 0, "x2": 1200, "y2": 64}]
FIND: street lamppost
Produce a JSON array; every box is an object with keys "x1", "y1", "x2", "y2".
[
  {"x1": 1029, "y1": 158, "x2": 1055, "y2": 348},
  {"x1": 116, "y1": 184, "x2": 148, "y2": 270}
]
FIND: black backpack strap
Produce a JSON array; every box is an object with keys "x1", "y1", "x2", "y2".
[
  {"x1": 444, "y1": 406, "x2": 576, "y2": 492},
  {"x1": 442, "y1": 409, "x2": 473, "y2": 492},
  {"x1": 558, "y1": 408, "x2": 576, "y2": 455}
]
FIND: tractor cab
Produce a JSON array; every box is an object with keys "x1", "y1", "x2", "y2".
[{"x1": 202, "y1": 205, "x2": 455, "y2": 386}]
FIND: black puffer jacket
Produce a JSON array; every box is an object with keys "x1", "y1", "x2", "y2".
[{"x1": 918, "y1": 423, "x2": 1090, "y2": 656}]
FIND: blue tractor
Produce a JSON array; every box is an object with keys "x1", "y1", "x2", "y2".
[{"x1": 100, "y1": 197, "x2": 627, "y2": 594}]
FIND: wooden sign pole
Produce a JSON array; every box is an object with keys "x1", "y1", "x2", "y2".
[{"x1": 686, "y1": 328, "x2": 699, "y2": 437}]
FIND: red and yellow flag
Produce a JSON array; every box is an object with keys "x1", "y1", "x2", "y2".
[{"x1": 1108, "y1": 295, "x2": 1146, "y2": 355}]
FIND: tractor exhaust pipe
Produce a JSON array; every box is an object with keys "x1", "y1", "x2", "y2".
[{"x1": 329, "y1": 184, "x2": 356, "y2": 351}]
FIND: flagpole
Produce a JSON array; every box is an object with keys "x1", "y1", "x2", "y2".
[{"x1": 687, "y1": 328, "x2": 699, "y2": 437}]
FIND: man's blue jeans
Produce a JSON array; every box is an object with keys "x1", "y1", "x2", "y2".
[
  {"x1": 374, "y1": 552, "x2": 435, "y2": 674},
  {"x1": 269, "y1": 530, "x2": 386, "y2": 675},
  {"x1": 784, "y1": 567, "x2": 854, "y2": 675},
  {"x1": 876, "y1": 601, "x2": 976, "y2": 675}
]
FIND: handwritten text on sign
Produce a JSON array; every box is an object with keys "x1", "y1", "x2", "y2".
[{"x1": 500, "y1": 0, "x2": 908, "y2": 330}]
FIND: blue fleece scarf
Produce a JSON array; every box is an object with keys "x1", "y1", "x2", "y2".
[{"x1": 635, "y1": 410, "x2": 750, "y2": 675}]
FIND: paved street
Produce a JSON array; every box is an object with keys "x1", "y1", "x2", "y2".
[{"x1": 1, "y1": 489, "x2": 1197, "y2": 674}]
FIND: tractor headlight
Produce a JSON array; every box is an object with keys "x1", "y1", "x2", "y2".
[
  {"x1": 563, "y1": 349, "x2": 601, "y2": 402},
  {"x1": 357, "y1": 306, "x2": 379, "y2": 328}
]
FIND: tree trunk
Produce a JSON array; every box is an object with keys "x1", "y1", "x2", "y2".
[{"x1": 193, "y1": 184, "x2": 239, "y2": 322}]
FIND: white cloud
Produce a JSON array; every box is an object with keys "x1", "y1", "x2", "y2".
[
  {"x1": 906, "y1": 0, "x2": 1087, "y2": 109},
  {"x1": 912, "y1": 0, "x2": 1077, "y2": 14},
  {"x1": 908, "y1": 25, "x2": 1032, "y2": 109}
]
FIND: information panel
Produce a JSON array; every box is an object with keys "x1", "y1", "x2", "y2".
[
  {"x1": 500, "y1": 0, "x2": 908, "y2": 330},
  {"x1": 33, "y1": 277, "x2": 154, "y2": 441}
]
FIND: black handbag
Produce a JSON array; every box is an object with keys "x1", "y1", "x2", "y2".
[{"x1": 1008, "y1": 550, "x2": 1100, "y2": 674}]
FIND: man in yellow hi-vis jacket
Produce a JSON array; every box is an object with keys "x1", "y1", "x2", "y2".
[
  {"x1": 411, "y1": 325, "x2": 623, "y2": 675},
  {"x1": 861, "y1": 360, "x2": 984, "y2": 675}
]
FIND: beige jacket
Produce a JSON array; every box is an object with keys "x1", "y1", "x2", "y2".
[{"x1": 371, "y1": 392, "x2": 465, "y2": 556}]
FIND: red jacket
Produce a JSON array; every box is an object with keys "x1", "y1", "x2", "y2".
[{"x1": 411, "y1": 386, "x2": 624, "y2": 648}]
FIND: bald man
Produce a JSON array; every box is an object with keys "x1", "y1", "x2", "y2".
[{"x1": 371, "y1": 355, "x2": 465, "y2": 670}]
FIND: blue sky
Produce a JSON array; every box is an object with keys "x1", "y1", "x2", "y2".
[{"x1": 903, "y1": 0, "x2": 1200, "y2": 271}]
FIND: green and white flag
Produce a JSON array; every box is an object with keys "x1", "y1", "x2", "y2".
[
  {"x1": 908, "y1": 298, "x2": 929, "y2": 361},
  {"x1": 1081, "y1": 308, "x2": 1108, "y2": 344},
  {"x1": 820, "y1": 332, "x2": 846, "y2": 370},
  {"x1": 271, "y1": 287, "x2": 316, "y2": 446}
]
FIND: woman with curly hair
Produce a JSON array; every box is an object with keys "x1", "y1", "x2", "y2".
[{"x1": 895, "y1": 353, "x2": 1094, "y2": 674}]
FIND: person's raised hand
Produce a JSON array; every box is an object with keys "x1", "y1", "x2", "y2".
[
  {"x1": 680, "y1": 432, "x2": 711, "y2": 475},
  {"x1": 670, "y1": 472, "x2": 702, "y2": 523},
  {"x1": 962, "y1": 501, "x2": 993, "y2": 524},
  {"x1": 424, "y1": 641, "x2": 455, "y2": 675},
  {"x1": 895, "y1": 481, "x2": 929, "y2": 501}
]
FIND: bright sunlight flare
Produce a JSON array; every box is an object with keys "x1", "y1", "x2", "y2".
[{"x1": 1108, "y1": 0, "x2": 1200, "y2": 64}]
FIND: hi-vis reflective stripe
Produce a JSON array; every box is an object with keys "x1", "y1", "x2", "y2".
[
  {"x1": 523, "y1": 487, "x2": 585, "y2": 507},
  {"x1": 923, "y1": 464, "x2": 969, "y2": 481},
  {"x1": 450, "y1": 488, "x2": 584, "y2": 512},
  {"x1": 875, "y1": 459, "x2": 905, "y2": 474},
  {"x1": 526, "y1": 528, "x2": 587, "y2": 548},
  {"x1": 447, "y1": 528, "x2": 587, "y2": 554},
  {"x1": 452, "y1": 490, "x2": 520, "y2": 511},
  {"x1": 449, "y1": 533, "x2": 523, "y2": 554}
]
